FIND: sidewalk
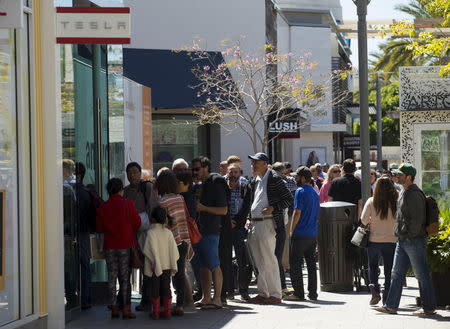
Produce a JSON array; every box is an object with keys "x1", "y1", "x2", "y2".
[{"x1": 67, "y1": 274, "x2": 449, "y2": 329}]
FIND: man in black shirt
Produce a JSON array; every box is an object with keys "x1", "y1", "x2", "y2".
[
  {"x1": 193, "y1": 157, "x2": 229, "y2": 309},
  {"x1": 328, "y1": 159, "x2": 362, "y2": 216}
]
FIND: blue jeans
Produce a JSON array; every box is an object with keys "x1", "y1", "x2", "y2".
[
  {"x1": 385, "y1": 238, "x2": 437, "y2": 311},
  {"x1": 367, "y1": 242, "x2": 396, "y2": 297}
]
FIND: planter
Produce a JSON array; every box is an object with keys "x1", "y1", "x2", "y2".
[{"x1": 432, "y1": 270, "x2": 450, "y2": 307}]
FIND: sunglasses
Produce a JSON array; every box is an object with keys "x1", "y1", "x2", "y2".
[
  {"x1": 332, "y1": 170, "x2": 341, "y2": 173},
  {"x1": 371, "y1": 172, "x2": 376, "y2": 176},
  {"x1": 193, "y1": 167, "x2": 201, "y2": 172}
]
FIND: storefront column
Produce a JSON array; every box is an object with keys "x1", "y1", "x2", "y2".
[{"x1": 34, "y1": 0, "x2": 65, "y2": 328}]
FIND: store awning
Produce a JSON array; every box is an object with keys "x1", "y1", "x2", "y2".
[{"x1": 123, "y1": 48, "x2": 227, "y2": 109}]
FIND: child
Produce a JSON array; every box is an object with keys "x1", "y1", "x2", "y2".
[{"x1": 142, "y1": 206, "x2": 180, "y2": 319}]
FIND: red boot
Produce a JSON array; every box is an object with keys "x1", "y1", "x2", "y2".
[
  {"x1": 122, "y1": 305, "x2": 136, "y2": 319},
  {"x1": 111, "y1": 305, "x2": 120, "y2": 319},
  {"x1": 161, "y1": 298, "x2": 172, "y2": 319},
  {"x1": 150, "y1": 298, "x2": 160, "y2": 320}
]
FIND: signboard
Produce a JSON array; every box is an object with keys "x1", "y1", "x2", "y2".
[
  {"x1": 0, "y1": 190, "x2": 5, "y2": 291},
  {"x1": 56, "y1": 7, "x2": 131, "y2": 44},
  {"x1": 0, "y1": 0, "x2": 23, "y2": 28},
  {"x1": 399, "y1": 66, "x2": 450, "y2": 111},
  {"x1": 343, "y1": 135, "x2": 360, "y2": 148},
  {"x1": 268, "y1": 108, "x2": 300, "y2": 138}
]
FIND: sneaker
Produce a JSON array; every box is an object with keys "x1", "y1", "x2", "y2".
[
  {"x1": 283, "y1": 295, "x2": 305, "y2": 301},
  {"x1": 240, "y1": 293, "x2": 251, "y2": 301},
  {"x1": 282, "y1": 288, "x2": 294, "y2": 296},
  {"x1": 193, "y1": 291, "x2": 202, "y2": 303},
  {"x1": 412, "y1": 309, "x2": 436, "y2": 316}
]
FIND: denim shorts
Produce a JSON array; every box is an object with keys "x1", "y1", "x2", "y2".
[{"x1": 197, "y1": 234, "x2": 220, "y2": 270}]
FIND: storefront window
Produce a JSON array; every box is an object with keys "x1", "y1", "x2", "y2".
[
  {"x1": 0, "y1": 29, "x2": 19, "y2": 326},
  {"x1": 421, "y1": 129, "x2": 450, "y2": 201},
  {"x1": 153, "y1": 116, "x2": 207, "y2": 172}
]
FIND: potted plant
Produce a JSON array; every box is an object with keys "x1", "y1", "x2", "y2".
[{"x1": 427, "y1": 203, "x2": 450, "y2": 307}]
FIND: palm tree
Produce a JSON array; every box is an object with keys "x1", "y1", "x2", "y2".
[{"x1": 369, "y1": 0, "x2": 431, "y2": 76}]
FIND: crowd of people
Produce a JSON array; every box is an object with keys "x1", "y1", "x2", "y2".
[{"x1": 67, "y1": 153, "x2": 437, "y2": 320}]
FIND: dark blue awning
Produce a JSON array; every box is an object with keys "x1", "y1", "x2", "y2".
[{"x1": 123, "y1": 48, "x2": 226, "y2": 109}]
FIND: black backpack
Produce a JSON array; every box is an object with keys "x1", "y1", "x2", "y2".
[{"x1": 419, "y1": 190, "x2": 440, "y2": 236}]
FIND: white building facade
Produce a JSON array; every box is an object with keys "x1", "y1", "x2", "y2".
[{"x1": 275, "y1": 0, "x2": 352, "y2": 167}]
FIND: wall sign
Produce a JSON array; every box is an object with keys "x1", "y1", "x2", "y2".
[
  {"x1": 343, "y1": 135, "x2": 360, "y2": 149},
  {"x1": 268, "y1": 108, "x2": 301, "y2": 138},
  {"x1": 56, "y1": 7, "x2": 131, "y2": 44},
  {"x1": 400, "y1": 66, "x2": 450, "y2": 111},
  {"x1": 0, "y1": 0, "x2": 23, "y2": 28}
]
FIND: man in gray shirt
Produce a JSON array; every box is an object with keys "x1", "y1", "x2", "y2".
[{"x1": 376, "y1": 163, "x2": 436, "y2": 316}]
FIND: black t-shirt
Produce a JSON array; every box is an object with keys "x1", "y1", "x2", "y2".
[
  {"x1": 328, "y1": 174, "x2": 361, "y2": 205},
  {"x1": 198, "y1": 174, "x2": 229, "y2": 235}
]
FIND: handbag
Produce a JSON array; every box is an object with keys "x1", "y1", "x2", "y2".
[
  {"x1": 351, "y1": 224, "x2": 370, "y2": 248},
  {"x1": 125, "y1": 202, "x2": 144, "y2": 269},
  {"x1": 182, "y1": 200, "x2": 202, "y2": 244},
  {"x1": 90, "y1": 233, "x2": 105, "y2": 260}
]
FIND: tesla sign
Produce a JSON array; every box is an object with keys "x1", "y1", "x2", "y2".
[{"x1": 56, "y1": 7, "x2": 131, "y2": 44}]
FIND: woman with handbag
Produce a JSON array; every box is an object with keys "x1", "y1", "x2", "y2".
[
  {"x1": 360, "y1": 176, "x2": 398, "y2": 306},
  {"x1": 156, "y1": 171, "x2": 192, "y2": 316},
  {"x1": 96, "y1": 178, "x2": 141, "y2": 319}
]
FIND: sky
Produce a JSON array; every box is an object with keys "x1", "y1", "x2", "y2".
[{"x1": 340, "y1": 0, "x2": 414, "y2": 66}]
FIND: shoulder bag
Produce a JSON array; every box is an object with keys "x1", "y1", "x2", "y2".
[
  {"x1": 126, "y1": 201, "x2": 144, "y2": 269},
  {"x1": 182, "y1": 200, "x2": 202, "y2": 244},
  {"x1": 351, "y1": 223, "x2": 370, "y2": 248}
]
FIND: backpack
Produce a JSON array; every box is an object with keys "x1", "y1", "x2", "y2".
[
  {"x1": 139, "y1": 180, "x2": 152, "y2": 206},
  {"x1": 419, "y1": 190, "x2": 440, "y2": 236}
]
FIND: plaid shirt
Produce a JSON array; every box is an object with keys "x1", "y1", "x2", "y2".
[
  {"x1": 284, "y1": 176, "x2": 297, "y2": 192},
  {"x1": 230, "y1": 183, "x2": 244, "y2": 218}
]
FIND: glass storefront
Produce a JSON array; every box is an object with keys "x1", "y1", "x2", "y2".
[
  {"x1": 420, "y1": 128, "x2": 450, "y2": 201},
  {"x1": 152, "y1": 115, "x2": 208, "y2": 173},
  {"x1": 0, "y1": 5, "x2": 33, "y2": 326}
]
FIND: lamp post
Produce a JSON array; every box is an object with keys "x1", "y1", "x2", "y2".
[
  {"x1": 376, "y1": 73, "x2": 382, "y2": 171},
  {"x1": 353, "y1": 0, "x2": 371, "y2": 205}
]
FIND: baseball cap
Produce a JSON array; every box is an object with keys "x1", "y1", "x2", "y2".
[
  {"x1": 248, "y1": 152, "x2": 270, "y2": 163},
  {"x1": 389, "y1": 163, "x2": 399, "y2": 170},
  {"x1": 392, "y1": 163, "x2": 416, "y2": 177},
  {"x1": 292, "y1": 166, "x2": 312, "y2": 180}
]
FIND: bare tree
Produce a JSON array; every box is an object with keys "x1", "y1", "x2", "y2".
[{"x1": 181, "y1": 40, "x2": 349, "y2": 153}]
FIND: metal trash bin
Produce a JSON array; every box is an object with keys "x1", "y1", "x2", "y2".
[{"x1": 317, "y1": 201, "x2": 357, "y2": 292}]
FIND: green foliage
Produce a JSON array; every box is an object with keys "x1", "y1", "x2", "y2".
[
  {"x1": 427, "y1": 204, "x2": 450, "y2": 273},
  {"x1": 371, "y1": 0, "x2": 450, "y2": 76},
  {"x1": 368, "y1": 81, "x2": 399, "y2": 112}
]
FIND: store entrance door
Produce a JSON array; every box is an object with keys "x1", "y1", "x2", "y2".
[{"x1": 61, "y1": 43, "x2": 110, "y2": 321}]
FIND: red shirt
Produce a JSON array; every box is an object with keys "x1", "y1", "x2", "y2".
[{"x1": 96, "y1": 194, "x2": 141, "y2": 249}]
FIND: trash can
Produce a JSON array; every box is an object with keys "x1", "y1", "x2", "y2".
[{"x1": 317, "y1": 201, "x2": 357, "y2": 292}]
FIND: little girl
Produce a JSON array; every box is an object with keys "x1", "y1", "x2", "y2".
[{"x1": 142, "y1": 206, "x2": 179, "y2": 319}]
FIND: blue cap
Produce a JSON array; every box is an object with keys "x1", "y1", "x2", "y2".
[{"x1": 248, "y1": 152, "x2": 270, "y2": 163}]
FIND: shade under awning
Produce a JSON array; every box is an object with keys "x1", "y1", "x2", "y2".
[{"x1": 123, "y1": 48, "x2": 226, "y2": 109}]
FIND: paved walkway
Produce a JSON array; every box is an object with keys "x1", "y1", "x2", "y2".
[{"x1": 67, "y1": 275, "x2": 449, "y2": 329}]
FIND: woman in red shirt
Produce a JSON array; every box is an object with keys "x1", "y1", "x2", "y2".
[{"x1": 96, "y1": 178, "x2": 141, "y2": 319}]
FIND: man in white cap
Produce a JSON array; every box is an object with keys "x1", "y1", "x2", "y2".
[{"x1": 247, "y1": 153, "x2": 293, "y2": 305}]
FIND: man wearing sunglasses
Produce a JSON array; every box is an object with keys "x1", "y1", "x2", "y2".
[{"x1": 191, "y1": 157, "x2": 229, "y2": 310}]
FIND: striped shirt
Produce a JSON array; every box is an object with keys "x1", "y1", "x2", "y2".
[{"x1": 159, "y1": 194, "x2": 191, "y2": 246}]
